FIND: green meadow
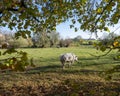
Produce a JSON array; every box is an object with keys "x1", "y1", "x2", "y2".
[
  {"x1": 0, "y1": 47, "x2": 120, "y2": 96},
  {"x1": 17, "y1": 47, "x2": 120, "y2": 73}
]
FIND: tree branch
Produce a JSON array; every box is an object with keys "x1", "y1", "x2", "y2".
[
  {"x1": 95, "y1": 0, "x2": 113, "y2": 25},
  {"x1": 89, "y1": 48, "x2": 112, "y2": 59},
  {"x1": 0, "y1": 0, "x2": 40, "y2": 23}
]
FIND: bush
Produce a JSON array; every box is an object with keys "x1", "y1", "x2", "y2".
[
  {"x1": 59, "y1": 39, "x2": 72, "y2": 47},
  {"x1": 9, "y1": 37, "x2": 33, "y2": 48}
]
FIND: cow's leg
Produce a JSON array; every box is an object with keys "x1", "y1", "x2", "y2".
[
  {"x1": 68, "y1": 63, "x2": 70, "y2": 68},
  {"x1": 68, "y1": 61, "x2": 72, "y2": 68},
  {"x1": 69, "y1": 61, "x2": 74, "y2": 69},
  {"x1": 71, "y1": 61, "x2": 73, "y2": 65},
  {"x1": 62, "y1": 62, "x2": 65, "y2": 69}
]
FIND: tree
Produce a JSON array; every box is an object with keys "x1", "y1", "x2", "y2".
[
  {"x1": 0, "y1": 33, "x2": 5, "y2": 44},
  {"x1": 9, "y1": 36, "x2": 33, "y2": 48},
  {"x1": 48, "y1": 31, "x2": 60, "y2": 47},
  {"x1": 73, "y1": 35, "x2": 83, "y2": 45},
  {"x1": 95, "y1": 32, "x2": 119, "y2": 51},
  {"x1": 73, "y1": 36, "x2": 83, "y2": 42},
  {"x1": 32, "y1": 30, "x2": 60, "y2": 48},
  {"x1": 59, "y1": 38, "x2": 72, "y2": 47},
  {"x1": 32, "y1": 30, "x2": 50, "y2": 48},
  {"x1": 0, "y1": 0, "x2": 120, "y2": 37},
  {"x1": 0, "y1": 0, "x2": 120, "y2": 71}
]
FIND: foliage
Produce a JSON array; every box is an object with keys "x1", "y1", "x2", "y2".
[
  {"x1": 0, "y1": 48, "x2": 35, "y2": 71},
  {"x1": 59, "y1": 38, "x2": 72, "y2": 47},
  {"x1": 0, "y1": 31, "x2": 33, "y2": 48},
  {"x1": 0, "y1": 32, "x2": 11, "y2": 45},
  {"x1": 0, "y1": 0, "x2": 120, "y2": 36},
  {"x1": 0, "y1": 33, "x2": 5, "y2": 44},
  {"x1": 73, "y1": 35, "x2": 83, "y2": 45},
  {"x1": 0, "y1": 0, "x2": 119, "y2": 41},
  {"x1": 94, "y1": 33, "x2": 120, "y2": 53},
  {"x1": 48, "y1": 31, "x2": 60, "y2": 47},
  {"x1": 32, "y1": 30, "x2": 60, "y2": 48},
  {"x1": 92, "y1": 34, "x2": 120, "y2": 75},
  {"x1": 9, "y1": 36, "x2": 33, "y2": 48}
]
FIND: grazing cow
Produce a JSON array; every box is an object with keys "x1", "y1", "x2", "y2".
[{"x1": 60, "y1": 53, "x2": 78, "y2": 69}]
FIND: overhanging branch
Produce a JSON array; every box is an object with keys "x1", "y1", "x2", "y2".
[
  {"x1": 89, "y1": 48, "x2": 112, "y2": 59},
  {"x1": 95, "y1": 0, "x2": 113, "y2": 25},
  {"x1": 0, "y1": 0, "x2": 40, "y2": 23}
]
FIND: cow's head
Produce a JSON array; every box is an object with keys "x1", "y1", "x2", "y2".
[{"x1": 74, "y1": 55, "x2": 78, "y2": 61}]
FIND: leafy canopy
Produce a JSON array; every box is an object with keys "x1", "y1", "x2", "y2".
[{"x1": 0, "y1": 0, "x2": 120, "y2": 35}]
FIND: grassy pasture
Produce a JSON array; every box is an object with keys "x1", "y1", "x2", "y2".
[
  {"x1": 0, "y1": 47, "x2": 120, "y2": 96},
  {"x1": 20, "y1": 47, "x2": 119, "y2": 73}
]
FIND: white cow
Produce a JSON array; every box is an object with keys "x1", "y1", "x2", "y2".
[{"x1": 60, "y1": 53, "x2": 78, "y2": 69}]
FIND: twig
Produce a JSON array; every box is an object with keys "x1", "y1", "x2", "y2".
[
  {"x1": 95, "y1": 0, "x2": 113, "y2": 25},
  {"x1": 89, "y1": 48, "x2": 112, "y2": 59},
  {"x1": 112, "y1": 25, "x2": 120, "y2": 33}
]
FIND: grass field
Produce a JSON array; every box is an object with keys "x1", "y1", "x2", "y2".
[{"x1": 0, "y1": 47, "x2": 120, "y2": 96}]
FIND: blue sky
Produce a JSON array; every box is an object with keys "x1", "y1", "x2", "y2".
[
  {"x1": 56, "y1": 21, "x2": 92, "y2": 39},
  {"x1": 56, "y1": 21, "x2": 102, "y2": 39},
  {"x1": 1, "y1": 21, "x2": 120, "y2": 40},
  {"x1": 56, "y1": 20, "x2": 120, "y2": 39},
  {"x1": 1, "y1": 21, "x2": 96, "y2": 39}
]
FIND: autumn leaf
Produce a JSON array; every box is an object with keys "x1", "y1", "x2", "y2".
[
  {"x1": 113, "y1": 41, "x2": 119, "y2": 47},
  {"x1": 96, "y1": 8, "x2": 102, "y2": 14}
]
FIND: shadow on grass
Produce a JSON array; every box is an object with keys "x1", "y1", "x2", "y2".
[
  {"x1": 26, "y1": 65, "x2": 62, "y2": 74},
  {"x1": 26, "y1": 59, "x2": 120, "y2": 74},
  {"x1": 23, "y1": 56, "x2": 120, "y2": 75},
  {"x1": 25, "y1": 65, "x2": 105, "y2": 75},
  {"x1": 78, "y1": 57, "x2": 120, "y2": 67},
  {"x1": 1, "y1": 56, "x2": 120, "y2": 75}
]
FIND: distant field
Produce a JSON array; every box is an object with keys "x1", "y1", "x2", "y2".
[{"x1": 0, "y1": 47, "x2": 120, "y2": 96}]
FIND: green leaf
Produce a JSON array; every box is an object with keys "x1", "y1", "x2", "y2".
[
  {"x1": 106, "y1": 5, "x2": 112, "y2": 12},
  {"x1": 72, "y1": 19, "x2": 76, "y2": 24},
  {"x1": 100, "y1": 46, "x2": 106, "y2": 52},
  {"x1": 75, "y1": 27, "x2": 78, "y2": 32},
  {"x1": 13, "y1": 16, "x2": 17, "y2": 21},
  {"x1": 96, "y1": 8, "x2": 102, "y2": 14},
  {"x1": 3, "y1": 48, "x2": 17, "y2": 55},
  {"x1": 70, "y1": 25, "x2": 74, "y2": 28},
  {"x1": 104, "y1": 27, "x2": 110, "y2": 32},
  {"x1": 104, "y1": 0, "x2": 109, "y2": 2}
]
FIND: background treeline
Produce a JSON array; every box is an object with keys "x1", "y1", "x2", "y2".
[{"x1": 0, "y1": 30, "x2": 118, "y2": 48}]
